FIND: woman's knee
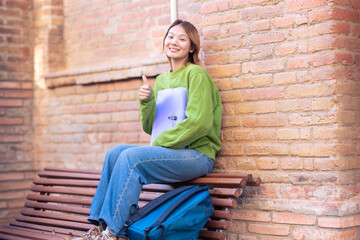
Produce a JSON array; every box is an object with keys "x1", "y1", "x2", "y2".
[{"x1": 105, "y1": 145, "x2": 136, "y2": 168}]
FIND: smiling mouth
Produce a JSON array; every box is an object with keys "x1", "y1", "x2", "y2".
[{"x1": 169, "y1": 48, "x2": 179, "y2": 53}]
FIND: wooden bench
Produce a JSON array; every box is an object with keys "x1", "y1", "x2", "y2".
[{"x1": 0, "y1": 167, "x2": 261, "y2": 240}]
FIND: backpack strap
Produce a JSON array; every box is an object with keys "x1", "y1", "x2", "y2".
[
  {"x1": 120, "y1": 185, "x2": 196, "y2": 232},
  {"x1": 144, "y1": 185, "x2": 213, "y2": 240}
]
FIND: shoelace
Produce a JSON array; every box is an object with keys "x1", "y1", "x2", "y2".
[{"x1": 83, "y1": 226, "x2": 102, "y2": 240}]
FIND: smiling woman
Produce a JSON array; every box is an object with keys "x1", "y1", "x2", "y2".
[
  {"x1": 74, "y1": 20, "x2": 222, "y2": 240},
  {"x1": 162, "y1": 20, "x2": 202, "y2": 72}
]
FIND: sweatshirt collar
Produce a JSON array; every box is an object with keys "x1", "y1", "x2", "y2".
[{"x1": 169, "y1": 62, "x2": 192, "y2": 79}]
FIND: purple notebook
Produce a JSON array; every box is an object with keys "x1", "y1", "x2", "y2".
[{"x1": 150, "y1": 87, "x2": 187, "y2": 145}]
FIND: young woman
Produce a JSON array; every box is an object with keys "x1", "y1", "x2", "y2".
[{"x1": 75, "y1": 19, "x2": 222, "y2": 240}]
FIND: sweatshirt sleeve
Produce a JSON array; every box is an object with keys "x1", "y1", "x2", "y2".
[
  {"x1": 139, "y1": 87, "x2": 156, "y2": 135},
  {"x1": 151, "y1": 72, "x2": 213, "y2": 149}
]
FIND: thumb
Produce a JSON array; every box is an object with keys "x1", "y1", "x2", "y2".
[{"x1": 142, "y1": 75, "x2": 150, "y2": 87}]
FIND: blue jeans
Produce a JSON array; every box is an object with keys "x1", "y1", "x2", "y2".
[{"x1": 87, "y1": 145, "x2": 214, "y2": 236}]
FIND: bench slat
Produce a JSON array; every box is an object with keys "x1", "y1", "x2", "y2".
[
  {"x1": 25, "y1": 200, "x2": 90, "y2": 215},
  {"x1": 16, "y1": 215, "x2": 92, "y2": 230},
  {"x1": 0, "y1": 233, "x2": 26, "y2": 240},
  {"x1": 9, "y1": 221, "x2": 85, "y2": 237},
  {"x1": 0, "y1": 226, "x2": 65, "y2": 240},
  {"x1": 33, "y1": 178, "x2": 99, "y2": 187},
  {"x1": 31, "y1": 185, "x2": 96, "y2": 196},
  {"x1": 27, "y1": 194, "x2": 93, "y2": 205},
  {"x1": 38, "y1": 171, "x2": 101, "y2": 180},
  {"x1": 187, "y1": 177, "x2": 247, "y2": 188},
  {"x1": 205, "y1": 220, "x2": 230, "y2": 230},
  {"x1": 44, "y1": 167, "x2": 100, "y2": 175},
  {"x1": 199, "y1": 229, "x2": 225, "y2": 240},
  {"x1": 21, "y1": 208, "x2": 88, "y2": 223}
]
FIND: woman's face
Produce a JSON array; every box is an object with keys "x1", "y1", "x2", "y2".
[{"x1": 164, "y1": 25, "x2": 193, "y2": 64}]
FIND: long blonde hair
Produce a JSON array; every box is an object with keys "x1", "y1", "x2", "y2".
[{"x1": 163, "y1": 19, "x2": 202, "y2": 70}]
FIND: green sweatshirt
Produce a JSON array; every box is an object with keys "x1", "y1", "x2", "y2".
[{"x1": 139, "y1": 63, "x2": 222, "y2": 160}]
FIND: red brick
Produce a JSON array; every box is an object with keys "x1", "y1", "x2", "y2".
[
  {"x1": 229, "y1": 23, "x2": 249, "y2": 35},
  {"x1": 332, "y1": 22, "x2": 352, "y2": 35},
  {"x1": 0, "y1": 118, "x2": 23, "y2": 125},
  {"x1": 291, "y1": 144, "x2": 336, "y2": 157},
  {"x1": 207, "y1": 64, "x2": 241, "y2": 78},
  {"x1": 229, "y1": 49, "x2": 251, "y2": 62},
  {"x1": 241, "y1": 5, "x2": 282, "y2": 19},
  {"x1": 0, "y1": 135, "x2": 24, "y2": 142},
  {"x1": 248, "y1": 223, "x2": 290, "y2": 236},
  {"x1": 203, "y1": 11, "x2": 239, "y2": 26},
  {"x1": 229, "y1": 222, "x2": 246, "y2": 233},
  {"x1": 243, "y1": 31, "x2": 284, "y2": 46},
  {"x1": 233, "y1": 210, "x2": 271, "y2": 222},
  {"x1": 254, "y1": 101, "x2": 276, "y2": 114},
  {"x1": 273, "y1": 213, "x2": 316, "y2": 225},
  {"x1": 8, "y1": 181, "x2": 32, "y2": 190},
  {"x1": 252, "y1": 45, "x2": 273, "y2": 60},
  {"x1": 277, "y1": 128, "x2": 300, "y2": 140},
  {"x1": 203, "y1": 27, "x2": 218, "y2": 39},
  {"x1": 286, "y1": 84, "x2": 332, "y2": 98},
  {"x1": 292, "y1": 227, "x2": 358, "y2": 240},
  {"x1": 4, "y1": 90, "x2": 32, "y2": 98},
  {"x1": 7, "y1": 0, "x2": 29, "y2": 9},
  {"x1": 0, "y1": 172, "x2": 24, "y2": 181},
  {"x1": 243, "y1": 87, "x2": 285, "y2": 101},
  {"x1": 272, "y1": 16, "x2": 294, "y2": 28},
  {"x1": 285, "y1": 0, "x2": 328, "y2": 12},
  {"x1": 0, "y1": 81, "x2": 21, "y2": 89},
  {"x1": 250, "y1": 19, "x2": 270, "y2": 32},
  {"x1": 234, "y1": 103, "x2": 254, "y2": 114},
  {"x1": 274, "y1": 72, "x2": 297, "y2": 85},
  {"x1": 331, "y1": 7, "x2": 360, "y2": 21},
  {"x1": 243, "y1": 114, "x2": 287, "y2": 127},
  {"x1": 287, "y1": 23, "x2": 333, "y2": 40},
  {"x1": 0, "y1": 99, "x2": 22, "y2": 107},
  {"x1": 352, "y1": 0, "x2": 360, "y2": 9},
  {"x1": 243, "y1": 59, "x2": 285, "y2": 73},
  {"x1": 218, "y1": 2, "x2": 229, "y2": 11},
  {"x1": 309, "y1": 36, "x2": 335, "y2": 52},
  {"x1": 229, "y1": 0, "x2": 247, "y2": 8},
  {"x1": 313, "y1": 127, "x2": 336, "y2": 139},
  {"x1": 77, "y1": 103, "x2": 117, "y2": 114},
  {"x1": 221, "y1": 116, "x2": 241, "y2": 127},
  {"x1": 0, "y1": 191, "x2": 24, "y2": 200},
  {"x1": 125, "y1": 132, "x2": 139, "y2": 143},
  {"x1": 280, "y1": 158, "x2": 304, "y2": 170},
  {"x1": 255, "y1": 157, "x2": 278, "y2": 168},
  {"x1": 204, "y1": 52, "x2": 230, "y2": 65},
  {"x1": 221, "y1": 90, "x2": 242, "y2": 102},
  {"x1": 201, "y1": 2, "x2": 217, "y2": 14},
  {"x1": 204, "y1": 37, "x2": 242, "y2": 51},
  {"x1": 219, "y1": 144, "x2": 244, "y2": 155}
]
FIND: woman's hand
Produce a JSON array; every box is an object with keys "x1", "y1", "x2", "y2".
[{"x1": 139, "y1": 75, "x2": 151, "y2": 100}]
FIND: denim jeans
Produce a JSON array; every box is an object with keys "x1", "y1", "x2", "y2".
[{"x1": 87, "y1": 145, "x2": 214, "y2": 236}]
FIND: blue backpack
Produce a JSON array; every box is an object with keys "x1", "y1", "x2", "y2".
[{"x1": 121, "y1": 185, "x2": 213, "y2": 240}]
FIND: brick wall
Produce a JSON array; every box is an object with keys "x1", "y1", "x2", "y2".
[
  {"x1": 0, "y1": 0, "x2": 35, "y2": 226},
  {"x1": 1, "y1": 0, "x2": 359, "y2": 238},
  {"x1": 199, "y1": 0, "x2": 360, "y2": 239}
]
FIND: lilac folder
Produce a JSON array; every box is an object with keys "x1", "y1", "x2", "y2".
[{"x1": 150, "y1": 87, "x2": 187, "y2": 145}]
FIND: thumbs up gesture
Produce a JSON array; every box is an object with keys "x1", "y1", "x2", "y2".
[{"x1": 139, "y1": 75, "x2": 152, "y2": 100}]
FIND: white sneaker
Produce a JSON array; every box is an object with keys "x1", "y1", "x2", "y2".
[
  {"x1": 98, "y1": 228, "x2": 128, "y2": 240},
  {"x1": 72, "y1": 226, "x2": 103, "y2": 240}
]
